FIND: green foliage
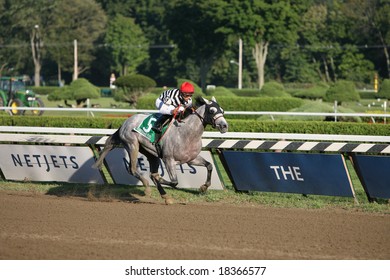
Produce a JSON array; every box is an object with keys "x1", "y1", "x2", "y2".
[
  {"x1": 50, "y1": 0, "x2": 107, "y2": 76},
  {"x1": 338, "y1": 46, "x2": 375, "y2": 83},
  {"x1": 205, "y1": 86, "x2": 236, "y2": 97},
  {"x1": 47, "y1": 78, "x2": 100, "y2": 105},
  {"x1": 325, "y1": 80, "x2": 360, "y2": 105},
  {"x1": 259, "y1": 81, "x2": 291, "y2": 97},
  {"x1": 164, "y1": 1, "x2": 230, "y2": 90},
  {"x1": 2, "y1": 115, "x2": 388, "y2": 136},
  {"x1": 291, "y1": 82, "x2": 329, "y2": 100},
  {"x1": 27, "y1": 86, "x2": 58, "y2": 96},
  {"x1": 104, "y1": 14, "x2": 149, "y2": 76},
  {"x1": 376, "y1": 79, "x2": 390, "y2": 100},
  {"x1": 137, "y1": 96, "x2": 303, "y2": 115},
  {"x1": 0, "y1": 1, "x2": 388, "y2": 91},
  {"x1": 0, "y1": 115, "x2": 124, "y2": 129},
  {"x1": 282, "y1": 50, "x2": 320, "y2": 83},
  {"x1": 231, "y1": 89, "x2": 261, "y2": 97},
  {"x1": 259, "y1": 100, "x2": 361, "y2": 122},
  {"x1": 114, "y1": 74, "x2": 156, "y2": 106},
  {"x1": 225, "y1": 119, "x2": 389, "y2": 135}
]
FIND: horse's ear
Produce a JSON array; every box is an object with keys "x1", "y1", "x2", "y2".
[
  {"x1": 195, "y1": 96, "x2": 209, "y2": 106},
  {"x1": 211, "y1": 96, "x2": 217, "y2": 102}
]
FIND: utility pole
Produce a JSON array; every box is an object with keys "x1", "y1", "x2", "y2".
[
  {"x1": 238, "y1": 38, "x2": 242, "y2": 90},
  {"x1": 73, "y1": 39, "x2": 78, "y2": 81}
]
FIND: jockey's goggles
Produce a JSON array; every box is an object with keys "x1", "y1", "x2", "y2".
[{"x1": 182, "y1": 92, "x2": 193, "y2": 98}]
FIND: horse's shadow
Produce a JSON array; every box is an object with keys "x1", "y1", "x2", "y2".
[{"x1": 45, "y1": 183, "x2": 200, "y2": 204}]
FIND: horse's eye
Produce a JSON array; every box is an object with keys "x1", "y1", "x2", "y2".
[
  {"x1": 220, "y1": 107, "x2": 224, "y2": 114},
  {"x1": 209, "y1": 107, "x2": 217, "y2": 114}
]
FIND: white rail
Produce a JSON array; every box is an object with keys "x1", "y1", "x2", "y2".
[{"x1": 1, "y1": 126, "x2": 389, "y2": 143}]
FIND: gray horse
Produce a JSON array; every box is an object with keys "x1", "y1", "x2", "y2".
[{"x1": 94, "y1": 96, "x2": 228, "y2": 204}]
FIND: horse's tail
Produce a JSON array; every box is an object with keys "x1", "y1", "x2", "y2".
[{"x1": 93, "y1": 127, "x2": 122, "y2": 169}]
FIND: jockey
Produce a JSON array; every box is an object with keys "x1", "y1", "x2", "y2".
[{"x1": 152, "y1": 81, "x2": 194, "y2": 135}]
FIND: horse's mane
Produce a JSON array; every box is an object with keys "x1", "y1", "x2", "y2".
[{"x1": 176, "y1": 96, "x2": 205, "y2": 121}]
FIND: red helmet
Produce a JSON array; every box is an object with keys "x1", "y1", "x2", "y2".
[{"x1": 180, "y1": 82, "x2": 194, "y2": 94}]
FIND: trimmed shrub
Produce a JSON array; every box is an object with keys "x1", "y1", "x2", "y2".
[
  {"x1": 291, "y1": 82, "x2": 329, "y2": 100},
  {"x1": 27, "y1": 86, "x2": 58, "y2": 96},
  {"x1": 325, "y1": 80, "x2": 360, "y2": 105},
  {"x1": 206, "y1": 86, "x2": 236, "y2": 97},
  {"x1": 230, "y1": 89, "x2": 261, "y2": 97},
  {"x1": 48, "y1": 78, "x2": 100, "y2": 107},
  {"x1": 259, "y1": 81, "x2": 290, "y2": 97},
  {"x1": 258, "y1": 100, "x2": 361, "y2": 122},
  {"x1": 376, "y1": 79, "x2": 390, "y2": 100},
  {"x1": 114, "y1": 74, "x2": 156, "y2": 106}
]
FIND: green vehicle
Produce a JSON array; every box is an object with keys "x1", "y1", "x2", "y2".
[{"x1": 0, "y1": 76, "x2": 45, "y2": 115}]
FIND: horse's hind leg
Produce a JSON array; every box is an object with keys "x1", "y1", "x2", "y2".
[
  {"x1": 187, "y1": 155, "x2": 213, "y2": 193},
  {"x1": 123, "y1": 143, "x2": 152, "y2": 197}
]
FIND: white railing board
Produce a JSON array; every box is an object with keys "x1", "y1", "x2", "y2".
[{"x1": 1, "y1": 126, "x2": 389, "y2": 143}]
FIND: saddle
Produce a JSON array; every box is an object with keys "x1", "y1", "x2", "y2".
[
  {"x1": 133, "y1": 108, "x2": 192, "y2": 144},
  {"x1": 133, "y1": 113, "x2": 169, "y2": 143}
]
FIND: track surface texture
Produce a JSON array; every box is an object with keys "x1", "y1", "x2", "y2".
[{"x1": 0, "y1": 190, "x2": 389, "y2": 260}]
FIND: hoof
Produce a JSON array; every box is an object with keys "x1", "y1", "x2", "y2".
[
  {"x1": 162, "y1": 195, "x2": 174, "y2": 205},
  {"x1": 144, "y1": 186, "x2": 152, "y2": 197},
  {"x1": 199, "y1": 184, "x2": 209, "y2": 193}
]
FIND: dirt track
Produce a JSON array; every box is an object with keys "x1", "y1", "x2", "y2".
[{"x1": 0, "y1": 190, "x2": 389, "y2": 260}]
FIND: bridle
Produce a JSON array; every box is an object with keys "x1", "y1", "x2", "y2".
[{"x1": 192, "y1": 103, "x2": 224, "y2": 128}]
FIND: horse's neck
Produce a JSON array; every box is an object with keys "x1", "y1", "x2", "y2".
[
  {"x1": 190, "y1": 106, "x2": 206, "y2": 130},
  {"x1": 174, "y1": 106, "x2": 205, "y2": 138}
]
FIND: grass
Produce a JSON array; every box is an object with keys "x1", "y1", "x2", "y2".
[{"x1": 0, "y1": 179, "x2": 388, "y2": 213}]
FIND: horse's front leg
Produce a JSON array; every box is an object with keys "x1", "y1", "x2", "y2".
[
  {"x1": 187, "y1": 155, "x2": 212, "y2": 193},
  {"x1": 149, "y1": 158, "x2": 176, "y2": 205}
]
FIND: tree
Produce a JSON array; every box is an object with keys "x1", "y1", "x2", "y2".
[
  {"x1": 3, "y1": 0, "x2": 58, "y2": 86},
  {"x1": 164, "y1": 0, "x2": 229, "y2": 91},
  {"x1": 104, "y1": 15, "x2": 149, "y2": 76},
  {"x1": 338, "y1": 45, "x2": 375, "y2": 84},
  {"x1": 49, "y1": 0, "x2": 107, "y2": 83},
  {"x1": 1, "y1": 0, "x2": 106, "y2": 86},
  {"x1": 299, "y1": 2, "x2": 348, "y2": 83},
  {"x1": 218, "y1": 0, "x2": 305, "y2": 89},
  {"x1": 342, "y1": 0, "x2": 390, "y2": 79},
  {"x1": 48, "y1": 78, "x2": 100, "y2": 107}
]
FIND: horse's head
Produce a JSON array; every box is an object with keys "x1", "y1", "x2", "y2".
[{"x1": 195, "y1": 96, "x2": 228, "y2": 133}]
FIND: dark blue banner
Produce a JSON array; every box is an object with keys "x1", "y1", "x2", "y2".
[
  {"x1": 222, "y1": 151, "x2": 354, "y2": 197},
  {"x1": 351, "y1": 155, "x2": 390, "y2": 199}
]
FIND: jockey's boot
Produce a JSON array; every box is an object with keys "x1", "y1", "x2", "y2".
[
  {"x1": 152, "y1": 114, "x2": 170, "y2": 134},
  {"x1": 155, "y1": 142, "x2": 163, "y2": 157}
]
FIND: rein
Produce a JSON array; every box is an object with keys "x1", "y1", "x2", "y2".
[
  {"x1": 191, "y1": 106, "x2": 223, "y2": 128},
  {"x1": 192, "y1": 108, "x2": 205, "y2": 124}
]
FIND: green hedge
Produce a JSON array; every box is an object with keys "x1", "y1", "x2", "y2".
[
  {"x1": 1, "y1": 115, "x2": 389, "y2": 136},
  {"x1": 137, "y1": 96, "x2": 304, "y2": 113},
  {"x1": 27, "y1": 86, "x2": 58, "y2": 96},
  {"x1": 230, "y1": 89, "x2": 261, "y2": 97},
  {"x1": 0, "y1": 116, "x2": 124, "y2": 129},
  {"x1": 224, "y1": 119, "x2": 390, "y2": 135}
]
